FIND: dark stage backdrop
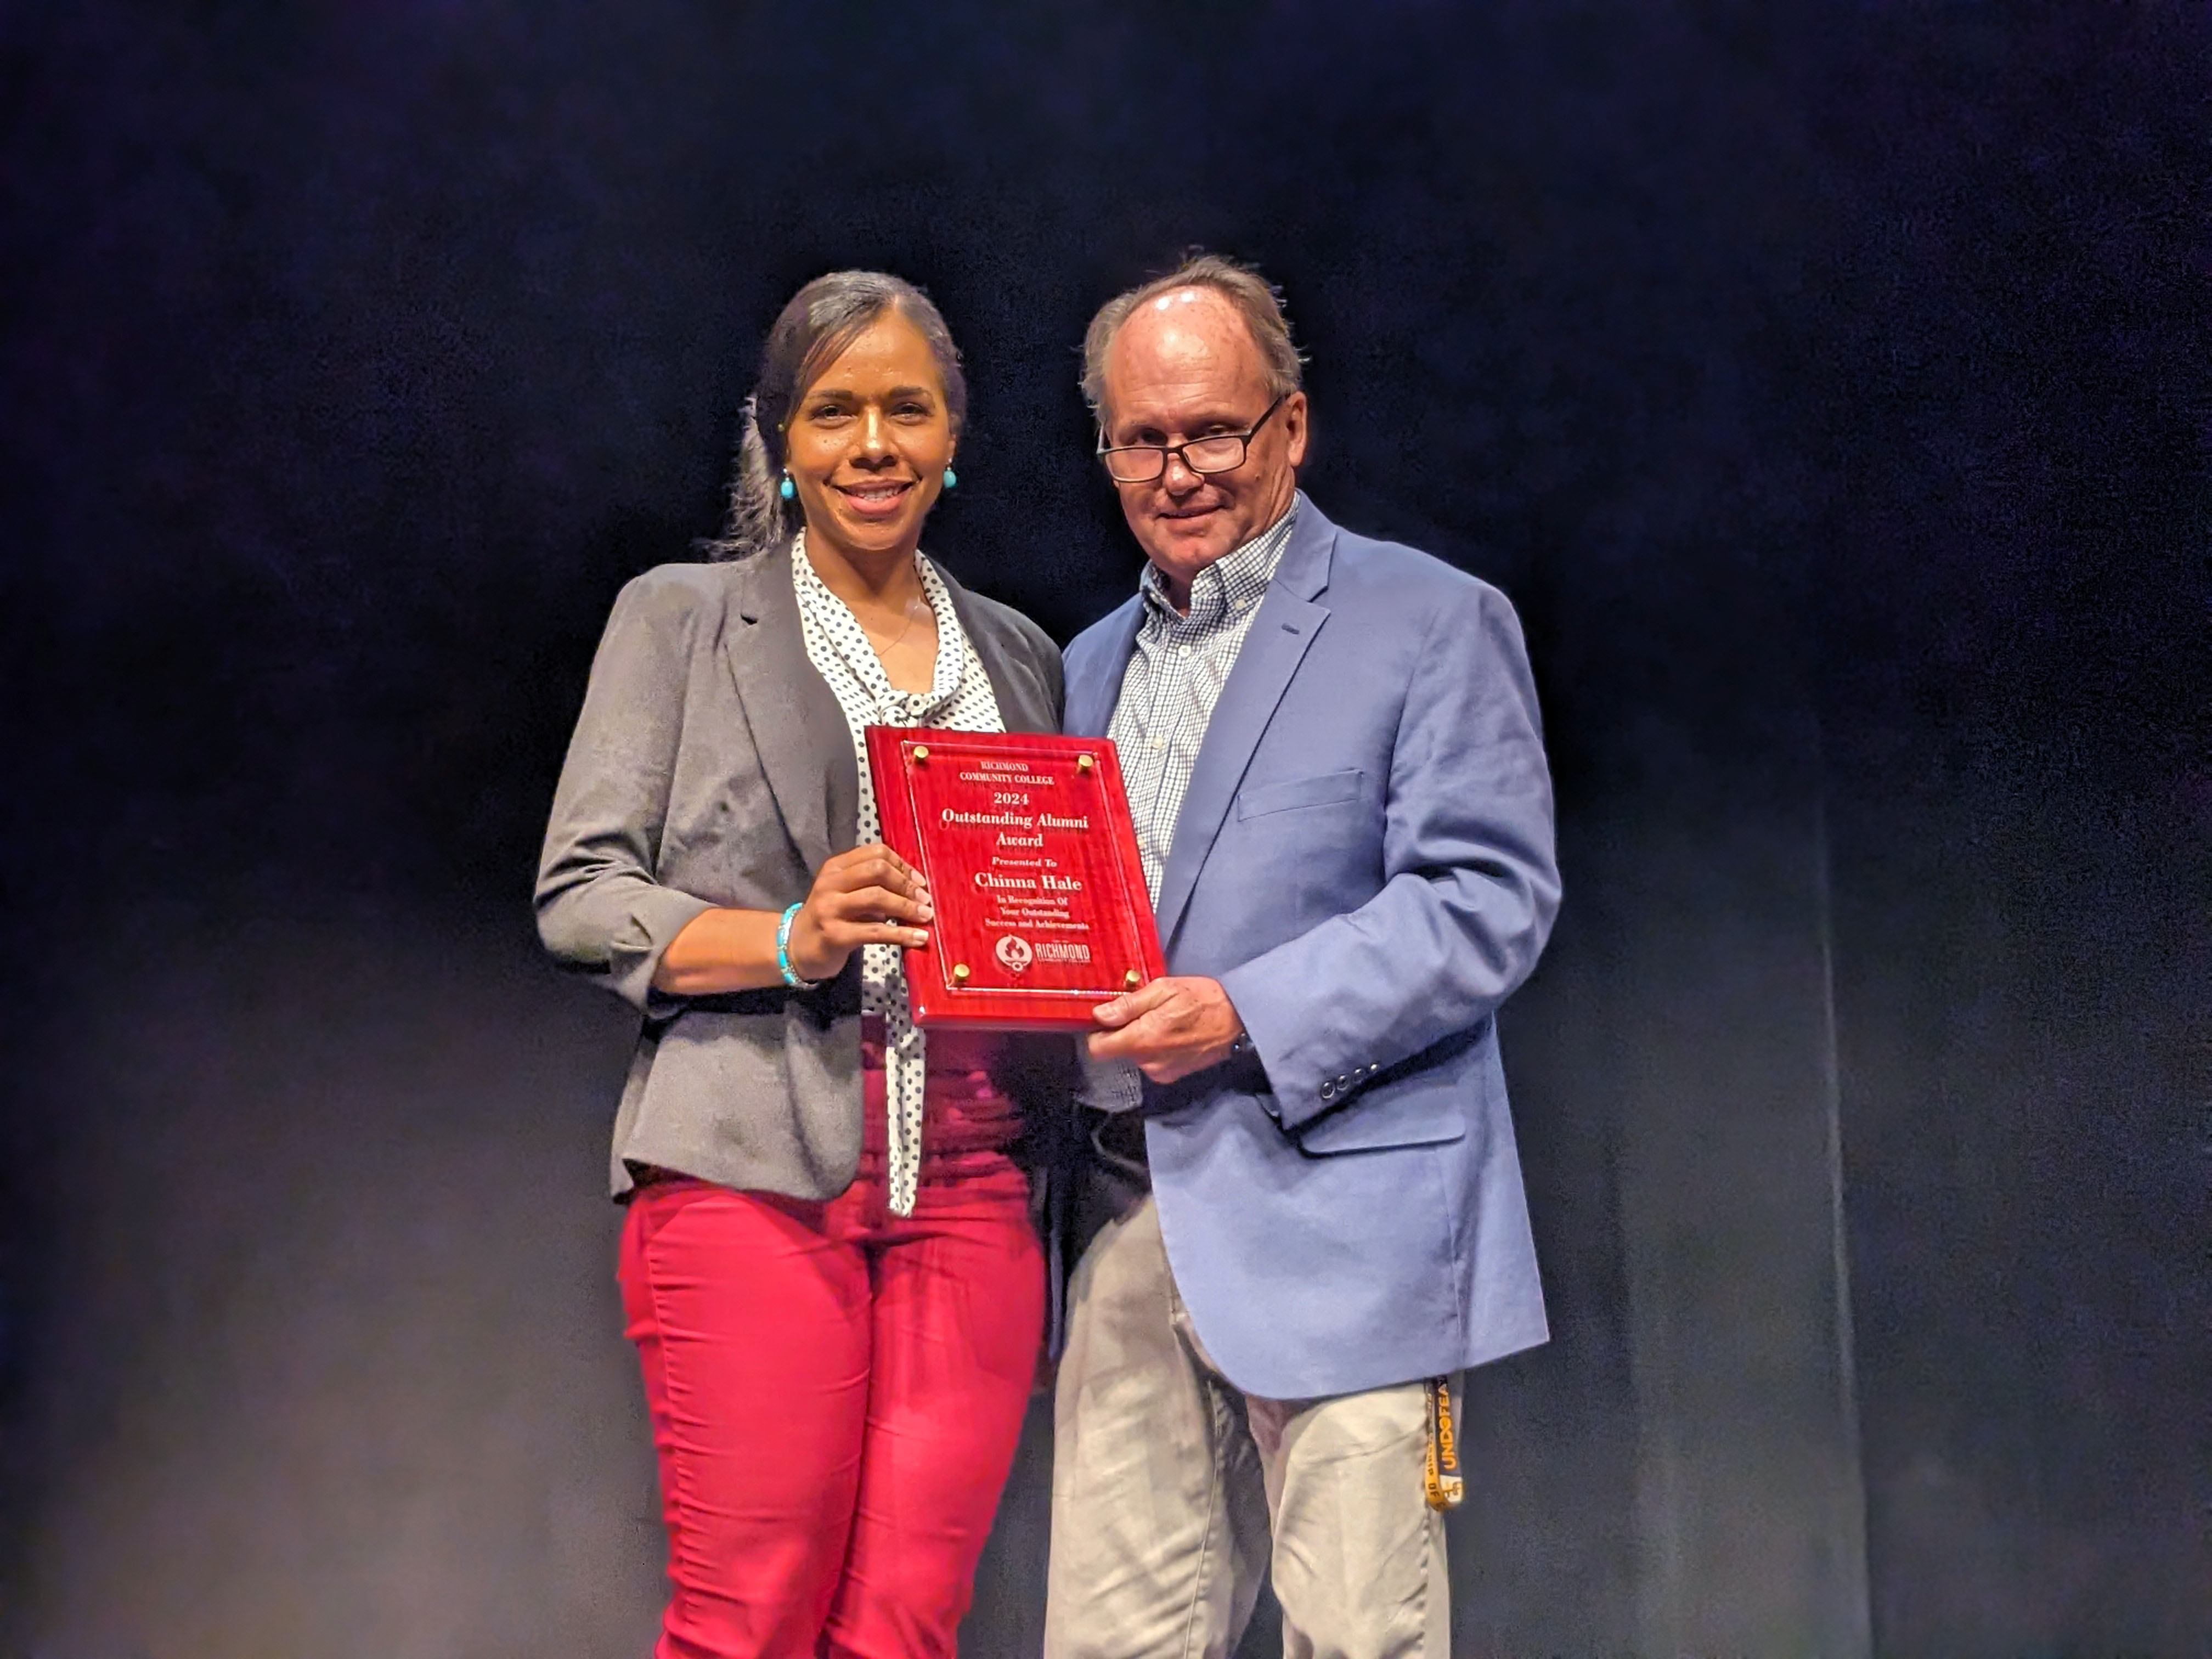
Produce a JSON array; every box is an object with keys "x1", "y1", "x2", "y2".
[{"x1": 3, "y1": 4, "x2": 2205, "y2": 1656}]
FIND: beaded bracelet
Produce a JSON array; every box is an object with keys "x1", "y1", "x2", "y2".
[{"x1": 776, "y1": 902, "x2": 820, "y2": 990}]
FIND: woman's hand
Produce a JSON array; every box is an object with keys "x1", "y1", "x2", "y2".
[{"x1": 786, "y1": 844, "x2": 934, "y2": 983}]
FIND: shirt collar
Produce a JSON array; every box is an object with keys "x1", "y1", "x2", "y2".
[
  {"x1": 793, "y1": 531, "x2": 965, "y2": 712},
  {"x1": 1138, "y1": 495, "x2": 1301, "y2": 630}
]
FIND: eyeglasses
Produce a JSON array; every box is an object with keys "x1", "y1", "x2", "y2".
[{"x1": 1096, "y1": 394, "x2": 1288, "y2": 484}]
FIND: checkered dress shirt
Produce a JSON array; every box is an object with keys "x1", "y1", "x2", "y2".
[{"x1": 1088, "y1": 499, "x2": 1300, "y2": 1114}]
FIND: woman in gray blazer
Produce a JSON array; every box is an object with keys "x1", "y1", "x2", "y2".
[{"x1": 537, "y1": 272, "x2": 1070, "y2": 1659}]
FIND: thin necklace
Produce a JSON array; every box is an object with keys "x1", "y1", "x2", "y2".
[
  {"x1": 797, "y1": 527, "x2": 930, "y2": 668},
  {"x1": 861, "y1": 596, "x2": 929, "y2": 656}
]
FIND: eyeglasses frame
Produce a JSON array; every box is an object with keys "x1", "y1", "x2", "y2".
[{"x1": 1094, "y1": 392, "x2": 1291, "y2": 484}]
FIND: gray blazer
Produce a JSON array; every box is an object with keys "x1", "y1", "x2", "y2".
[{"x1": 535, "y1": 541, "x2": 1067, "y2": 1200}]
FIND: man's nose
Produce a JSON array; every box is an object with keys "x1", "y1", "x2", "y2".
[{"x1": 1160, "y1": 451, "x2": 1204, "y2": 493}]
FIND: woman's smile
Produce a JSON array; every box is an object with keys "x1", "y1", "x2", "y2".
[{"x1": 835, "y1": 478, "x2": 916, "y2": 519}]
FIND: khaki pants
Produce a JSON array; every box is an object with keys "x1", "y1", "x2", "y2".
[{"x1": 1044, "y1": 1196, "x2": 1451, "y2": 1659}]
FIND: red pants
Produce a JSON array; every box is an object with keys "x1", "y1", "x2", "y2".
[{"x1": 618, "y1": 1029, "x2": 1043, "y2": 1659}]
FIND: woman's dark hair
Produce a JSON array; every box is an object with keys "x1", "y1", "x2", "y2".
[{"x1": 705, "y1": 270, "x2": 967, "y2": 560}]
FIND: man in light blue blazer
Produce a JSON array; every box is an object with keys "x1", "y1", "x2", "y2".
[{"x1": 1042, "y1": 256, "x2": 1561, "y2": 1659}]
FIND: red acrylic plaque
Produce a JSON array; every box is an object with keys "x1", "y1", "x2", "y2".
[{"x1": 864, "y1": 727, "x2": 1166, "y2": 1030}]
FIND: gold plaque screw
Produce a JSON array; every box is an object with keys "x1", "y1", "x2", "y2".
[
  {"x1": 1076, "y1": 753, "x2": 1095, "y2": 772},
  {"x1": 1123, "y1": 968, "x2": 1142, "y2": 990},
  {"x1": 952, "y1": 963, "x2": 970, "y2": 984},
  {"x1": 912, "y1": 744, "x2": 929, "y2": 761}
]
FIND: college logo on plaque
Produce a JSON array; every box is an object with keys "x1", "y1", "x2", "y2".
[{"x1": 864, "y1": 727, "x2": 1166, "y2": 1031}]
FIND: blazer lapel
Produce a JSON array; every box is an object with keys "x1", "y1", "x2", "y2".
[
  {"x1": 940, "y1": 563, "x2": 1054, "y2": 733},
  {"x1": 721, "y1": 543, "x2": 858, "y2": 869},
  {"x1": 1153, "y1": 503, "x2": 1338, "y2": 951},
  {"x1": 1066, "y1": 596, "x2": 1144, "y2": 737}
]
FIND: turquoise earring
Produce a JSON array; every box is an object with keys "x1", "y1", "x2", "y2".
[
  {"x1": 941, "y1": 466, "x2": 958, "y2": 489},
  {"x1": 778, "y1": 473, "x2": 795, "y2": 501}
]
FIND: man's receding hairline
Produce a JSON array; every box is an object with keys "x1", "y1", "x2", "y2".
[
  {"x1": 1099, "y1": 285, "x2": 1279, "y2": 411},
  {"x1": 1118, "y1": 284, "x2": 1259, "y2": 348},
  {"x1": 1082, "y1": 255, "x2": 1303, "y2": 415}
]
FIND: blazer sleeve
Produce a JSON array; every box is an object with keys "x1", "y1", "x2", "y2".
[
  {"x1": 534, "y1": 571, "x2": 718, "y2": 1016},
  {"x1": 1217, "y1": 579, "x2": 1561, "y2": 1132}
]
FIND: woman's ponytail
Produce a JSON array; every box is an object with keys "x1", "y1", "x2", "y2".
[{"x1": 703, "y1": 395, "x2": 790, "y2": 561}]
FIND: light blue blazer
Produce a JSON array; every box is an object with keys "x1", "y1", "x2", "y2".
[{"x1": 1064, "y1": 496, "x2": 1561, "y2": 1399}]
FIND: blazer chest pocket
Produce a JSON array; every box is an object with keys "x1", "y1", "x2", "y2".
[{"x1": 1234, "y1": 768, "x2": 1364, "y2": 820}]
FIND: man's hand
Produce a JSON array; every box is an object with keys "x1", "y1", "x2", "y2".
[{"x1": 1086, "y1": 975, "x2": 1245, "y2": 1085}]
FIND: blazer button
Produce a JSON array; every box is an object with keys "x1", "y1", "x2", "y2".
[{"x1": 1318, "y1": 1081, "x2": 1339, "y2": 1102}]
